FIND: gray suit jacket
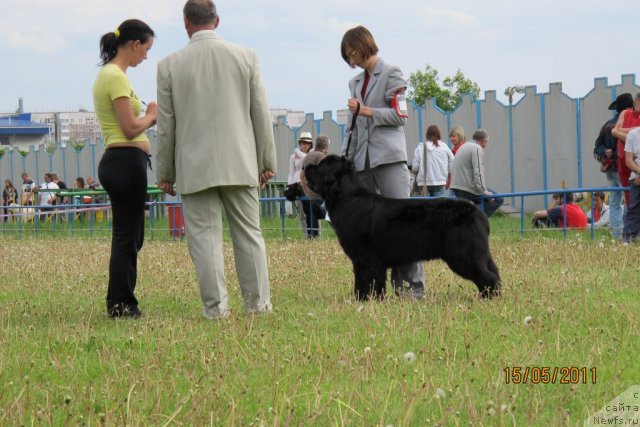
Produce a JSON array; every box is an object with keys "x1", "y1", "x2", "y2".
[
  {"x1": 342, "y1": 58, "x2": 408, "y2": 172},
  {"x1": 156, "y1": 30, "x2": 276, "y2": 194}
]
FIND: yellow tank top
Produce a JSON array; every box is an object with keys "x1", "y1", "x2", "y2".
[{"x1": 92, "y1": 64, "x2": 148, "y2": 146}]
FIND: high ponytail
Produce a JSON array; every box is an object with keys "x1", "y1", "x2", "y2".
[{"x1": 98, "y1": 19, "x2": 155, "y2": 66}]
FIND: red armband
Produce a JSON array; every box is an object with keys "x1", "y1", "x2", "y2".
[{"x1": 389, "y1": 90, "x2": 408, "y2": 118}]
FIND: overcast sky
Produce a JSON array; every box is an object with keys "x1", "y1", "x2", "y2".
[{"x1": 1, "y1": 0, "x2": 637, "y2": 116}]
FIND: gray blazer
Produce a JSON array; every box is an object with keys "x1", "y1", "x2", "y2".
[
  {"x1": 341, "y1": 58, "x2": 409, "y2": 172},
  {"x1": 156, "y1": 30, "x2": 276, "y2": 195}
]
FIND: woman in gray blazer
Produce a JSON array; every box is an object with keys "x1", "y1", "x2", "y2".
[{"x1": 340, "y1": 25, "x2": 424, "y2": 299}]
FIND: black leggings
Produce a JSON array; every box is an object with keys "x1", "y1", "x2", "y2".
[{"x1": 98, "y1": 147, "x2": 149, "y2": 314}]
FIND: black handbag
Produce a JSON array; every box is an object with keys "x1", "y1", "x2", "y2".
[{"x1": 284, "y1": 182, "x2": 303, "y2": 202}]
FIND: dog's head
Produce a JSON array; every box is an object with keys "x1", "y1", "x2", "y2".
[{"x1": 304, "y1": 155, "x2": 357, "y2": 205}]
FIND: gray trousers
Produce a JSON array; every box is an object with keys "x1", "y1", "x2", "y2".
[
  {"x1": 357, "y1": 162, "x2": 425, "y2": 296},
  {"x1": 181, "y1": 186, "x2": 272, "y2": 318}
]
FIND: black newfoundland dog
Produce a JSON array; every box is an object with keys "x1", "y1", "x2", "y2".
[{"x1": 304, "y1": 155, "x2": 501, "y2": 301}]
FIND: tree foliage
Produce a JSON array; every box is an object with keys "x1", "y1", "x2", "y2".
[{"x1": 407, "y1": 64, "x2": 481, "y2": 111}]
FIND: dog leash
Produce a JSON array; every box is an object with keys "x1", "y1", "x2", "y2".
[{"x1": 344, "y1": 101, "x2": 360, "y2": 160}]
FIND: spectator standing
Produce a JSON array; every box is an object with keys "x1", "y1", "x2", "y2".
[
  {"x1": 531, "y1": 192, "x2": 587, "y2": 229},
  {"x1": 2, "y1": 180, "x2": 18, "y2": 223},
  {"x1": 156, "y1": 0, "x2": 276, "y2": 319},
  {"x1": 593, "y1": 93, "x2": 633, "y2": 238},
  {"x1": 51, "y1": 173, "x2": 67, "y2": 203},
  {"x1": 288, "y1": 131, "x2": 312, "y2": 237},
  {"x1": 450, "y1": 129, "x2": 504, "y2": 217},
  {"x1": 93, "y1": 18, "x2": 157, "y2": 318},
  {"x1": 449, "y1": 126, "x2": 466, "y2": 156},
  {"x1": 340, "y1": 25, "x2": 424, "y2": 299},
  {"x1": 411, "y1": 125, "x2": 453, "y2": 197},
  {"x1": 39, "y1": 173, "x2": 59, "y2": 216},
  {"x1": 21, "y1": 172, "x2": 35, "y2": 206},
  {"x1": 300, "y1": 135, "x2": 330, "y2": 238},
  {"x1": 587, "y1": 191, "x2": 610, "y2": 228},
  {"x1": 612, "y1": 92, "x2": 640, "y2": 206},
  {"x1": 622, "y1": 127, "x2": 640, "y2": 242},
  {"x1": 51, "y1": 173, "x2": 68, "y2": 220}
]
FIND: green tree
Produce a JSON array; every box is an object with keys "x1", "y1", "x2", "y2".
[{"x1": 407, "y1": 64, "x2": 481, "y2": 111}]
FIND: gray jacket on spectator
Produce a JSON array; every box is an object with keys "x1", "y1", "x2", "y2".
[{"x1": 450, "y1": 141, "x2": 487, "y2": 195}]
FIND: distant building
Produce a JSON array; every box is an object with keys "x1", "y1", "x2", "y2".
[
  {"x1": 0, "y1": 114, "x2": 52, "y2": 147},
  {"x1": 31, "y1": 111, "x2": 101, "y2": 144},
  {"x1": 270, "y1": 108, "x2": 305, "y2": 128}
]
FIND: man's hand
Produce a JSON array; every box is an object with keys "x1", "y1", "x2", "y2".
[
  {"x1": 159, "y1": 181, "x2": 176, "y2": 196},
  {"x1": 259, "y1": 170, "x2": 275, "y2": 188}
]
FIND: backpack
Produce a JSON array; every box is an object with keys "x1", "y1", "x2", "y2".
[{"x1": 593, "y1": 117, "x2": 617, "y2": 172}]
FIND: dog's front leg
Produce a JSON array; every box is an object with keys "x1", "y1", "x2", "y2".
[
  {"x1": 371, "y1": 263, "x2": 386, "y2": 300},
  {"x1": 352, "y1": 260, "x2": 372, "y2": 301}
]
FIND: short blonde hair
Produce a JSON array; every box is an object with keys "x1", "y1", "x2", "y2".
[{"x1": 449, "y1": 126, "x2": 465, "y2": 142}]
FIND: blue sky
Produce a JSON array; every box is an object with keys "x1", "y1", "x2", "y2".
[{"x1": 1, "y1": 0, "x2": 637, "y2": 116}]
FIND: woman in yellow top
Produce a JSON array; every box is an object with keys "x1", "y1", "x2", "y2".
[{"x1": 93, "y1": 19, "x2": 156, "y2": 319}]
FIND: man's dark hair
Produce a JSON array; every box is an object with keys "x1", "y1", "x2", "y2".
[
  {"x1": 593, "y1": 191, "x2": 606, "y2": 201},
  {"x1": 184, "y1": 0, "x2": 218, "y2": 26},
  {"x1": 552, "y1": 192, "x2": 574, "y2": 203}
]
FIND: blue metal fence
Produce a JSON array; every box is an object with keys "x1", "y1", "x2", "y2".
[{"x1": 1, "y1": 186, "x2": 626, "y2": 241}]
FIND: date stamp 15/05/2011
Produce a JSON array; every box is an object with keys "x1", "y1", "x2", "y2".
[{"x1": 504, "y1": 367, "x2": 596, "y2": 385}]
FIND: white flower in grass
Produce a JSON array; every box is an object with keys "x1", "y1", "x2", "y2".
[
  {"x1": 403, "y1": 352, "x2": 416, "y2": 363},
  {"x1": 364, "y1": 347, "x2": 372, "y2": 355},
  {"x1": 523, "y1": 316, "x2": 533, "y2": 326},
  {"x1": 599, "y1": 241, "x2": 605, "y2": 249},
  {"x1": 434, "y1": 388, "x2": 446, "y2": 399}
]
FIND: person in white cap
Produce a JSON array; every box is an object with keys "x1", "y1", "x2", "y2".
[{"x1": 288, "y1": 131, "x2": 313, "y2": 237}]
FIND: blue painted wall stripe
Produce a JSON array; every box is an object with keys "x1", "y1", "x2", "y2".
[
  {"x1": 576, "y1": 99, "x2": 583, "y2": 187},
  {"x1": 508, "y1": 102, "x2": 516, "y2": 199},
  {"x1": 416, "y1": 103, "x2": 423, "y2": 143},
  {"x1": 541, "y1": 96, "x2": 548, "y2": 208}
]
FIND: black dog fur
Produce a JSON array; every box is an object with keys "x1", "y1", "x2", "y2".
[{"x1": 304, "y1": 155, "x2": 501, "y2": 301}]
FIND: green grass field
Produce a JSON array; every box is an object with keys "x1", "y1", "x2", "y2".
[{"x1": 0, "y1": 218, "x2": 639, "y2": 425}]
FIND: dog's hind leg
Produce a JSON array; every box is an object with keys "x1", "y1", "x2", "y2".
[
  {"x1": 486, "y1": 255, "x2": 501, "y2": 297},
  {"x1": 443, "y1": 256, "x2": 500, "y2": 299}
]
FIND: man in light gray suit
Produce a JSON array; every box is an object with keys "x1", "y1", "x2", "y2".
[{"x1": 156, "y1": 0, "x2": 276, "y2": 319}]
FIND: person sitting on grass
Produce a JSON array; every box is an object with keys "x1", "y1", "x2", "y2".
[
  {"x1": 586, "y1": 191, "x2": 610, "y2": 228},
  {"x1": 531, "y1": 192, "x2": 588, "y2": 229}
]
